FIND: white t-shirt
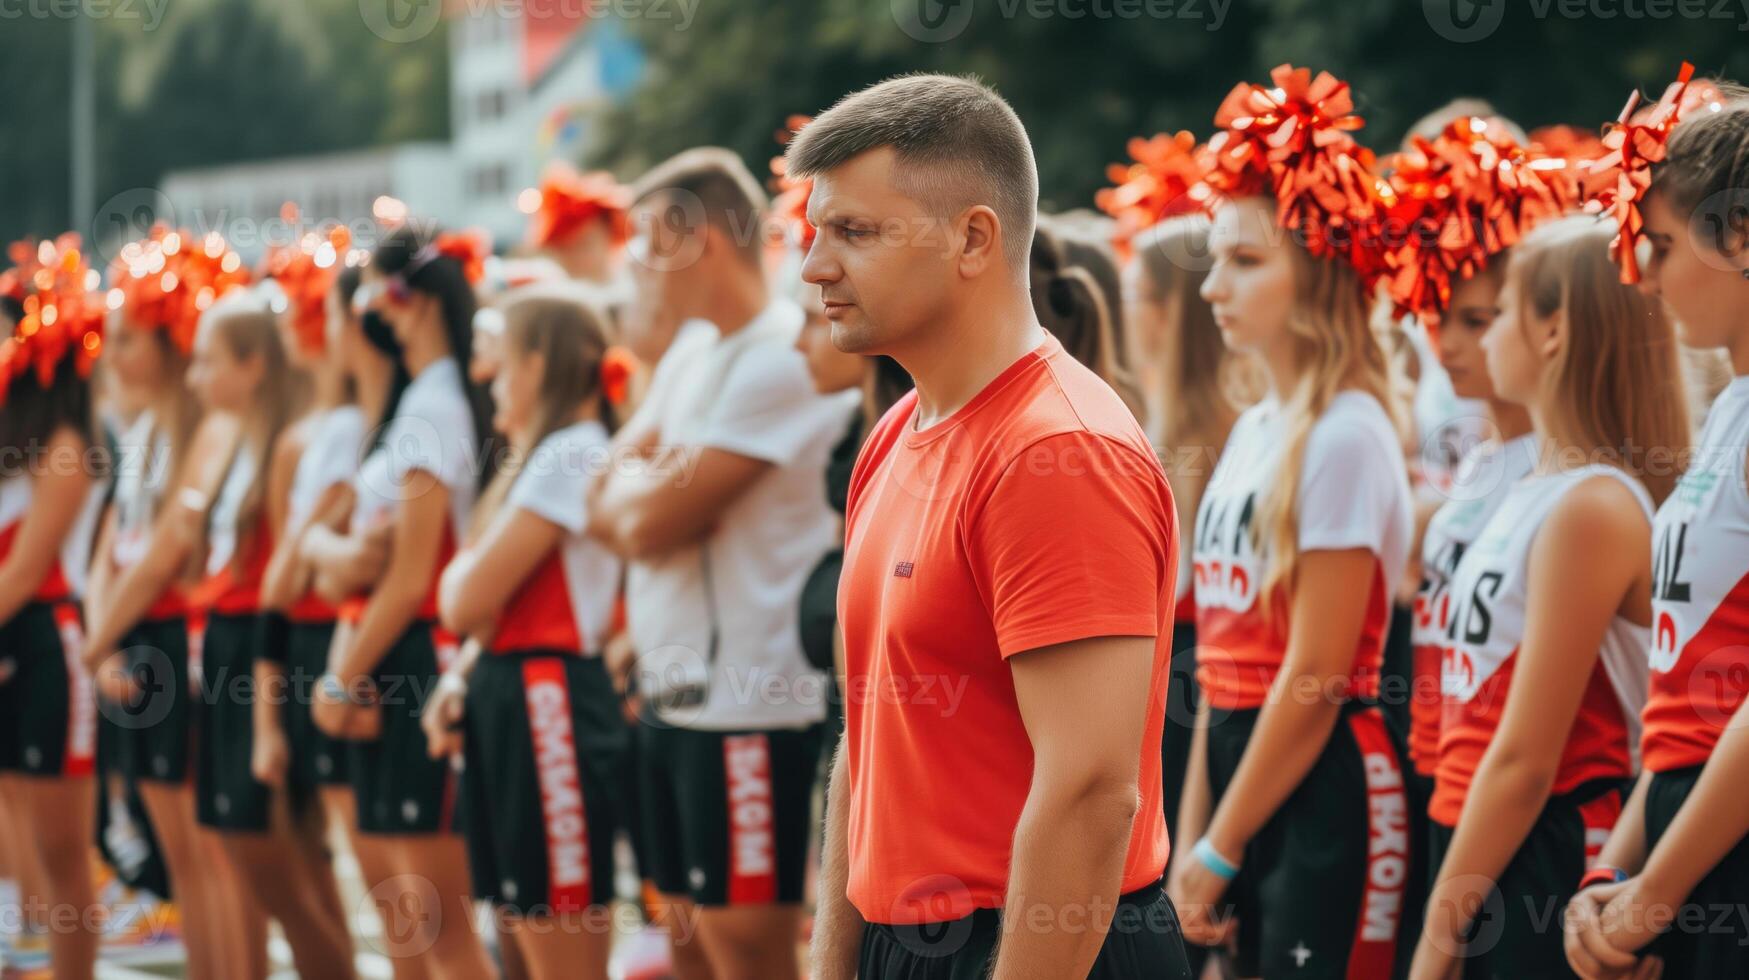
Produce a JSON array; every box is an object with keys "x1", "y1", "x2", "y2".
[
  {"x1": 288, "y1": 405, "x2": 365, "y2": 531},
  {"x1": 353, "y1": 358, "x2": 479, "y2": 537},
  {"x1": 204, "y1": 444, "x2": 257, "y2": 578},
  {"x1": 493, "y1": 420, "x2": 621, "y2": 654},
  {"x1": 627, "y1": 299, "x2": 859, "y2": 730}
]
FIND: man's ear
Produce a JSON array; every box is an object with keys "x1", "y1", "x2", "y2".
[{"x1": 957, "y1": 205, "x2": 1004, "y2": 279}]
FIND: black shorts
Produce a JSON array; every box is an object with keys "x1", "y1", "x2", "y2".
[
  {"x1": 350, "y1": 621, "x2": 462, "y2": 835},
  {"x1": 194, "y1": 611, "x2": 272, "y2": 830},
  {"x1": 462, "y1": 651, "x2": 626, "y2": 915},
  {"x1": 111, "y1": 617, "x2": 194, "y2": 783},
  {"x1": 857, "y1": 879, "x2": 1193, "y2": 980},
  {"x1": 1206, "y1": 703, "x2": 1410, "y2": 979},
  {"x1": 0, "y1": 601, "x2": 97, "y2": 777},
  {"x1": 639, "y1": 719, "x2": 821, "y2": 907},
  {"x1": 1644, "y1": 766, "x2": 1749, "y2": 977},
  {"x1": 1161, "y1": 619, "x2": 1199, "y2": 839},
  {"x1": 1427, "y1": 780, "x2": 1622, "y2": 979},
  {"x1": 282, "y1": 619, "x2": 349, "y2": 802}
]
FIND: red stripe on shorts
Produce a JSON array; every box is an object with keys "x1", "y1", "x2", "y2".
[
  {"x1": 1578, "y1": 791, "x2": 1622, "y2": 869},
  {"x1": 723, "y1": 733, "x2": 778, "y2": 905},
  {"x1": 523, "y1": 657, "x2": 592, "y2": 913},
  {"x1": 1347, "y1": 708, "x2": 1408, "y2": 980},
  {"x1": 54, "y1": 603, "x2": 96, "y2": 777}
]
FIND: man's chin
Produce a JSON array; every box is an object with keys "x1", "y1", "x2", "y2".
[{"x1": 829, "y1": 319, "x2": 881, "y2": 355}]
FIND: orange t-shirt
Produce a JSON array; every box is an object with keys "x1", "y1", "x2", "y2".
[{"x1": 838, "y1": 333, "x2": 1178, "y2": 926}]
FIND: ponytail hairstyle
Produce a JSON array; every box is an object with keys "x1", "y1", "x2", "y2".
[
  {"x1": 470, "y1": 294, "x2": 617, "y2": 534},
  {"x1": 1253, "y1": 210, "x2": 1405, "y2": 603},
  {"x1": 335, "y1": 264, "x2": 410, "y2": 461},
  {"x1": 198, "y1": 297, "x2": 305, "y2": 569},
  {"x1": 1508, "y1": 214, "x2": 1691, "y2": 506},
  {"x1": 1029, "y1": 217, "x2": 1147, "y2": 419},
  {"x1": 370, "y1": 225, "x2": 497, "y2": 488}
]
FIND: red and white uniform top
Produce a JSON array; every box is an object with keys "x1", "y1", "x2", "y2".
[
  {"x1": 490, "y1": 420, "x2": 621, "y2": 656},
  {"x1": 191, "y1": 444, "x2": 271, "y2": 616},
  {"x1": 1643, "y1": 375, "x2": 1749, "y2": 773},
  {"x1": 1193, "y1": 391, "x2": 1413, "y2": 709},
  {"x1": 1409, "y1": 435, "x2": 1538, "y2": 776},
  {"x1": 0, "y1": 472, "x2": 104, "y2": 605},
  {"x1": 343, "y1": 358, "x2": 478, "y2": 623},
  {"x1": 110, "y1": 409, "x2": 185, "y2": 620},
  {"x1": 1431, "y1": 463, "x2": 1652, "y2": 827},
  {"x1": 284, "y1": 405, "x2": 365, "y2": 623}
]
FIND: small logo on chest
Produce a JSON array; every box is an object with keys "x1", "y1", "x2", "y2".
[{"x1": 893, "y1": 561, "x2": 915, "y2": 578}]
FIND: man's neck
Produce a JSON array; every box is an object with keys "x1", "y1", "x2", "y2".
[
  {"x1": 905, "y1": 285, "x2": 1045, "y2": 430},
  {"x1": 700, "y1": 265, "x2": 771, "y2": 340}
]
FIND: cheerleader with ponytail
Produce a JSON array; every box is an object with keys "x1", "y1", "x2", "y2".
[
  {"x1": 1166, "y1": 65, "x2": 1415, "y2": 978},
  {"x1": 0, "y1": 237, "x2": 107, "y2": 980},
  {"x1": 1565, "y1": 69, "x2": 1749, "y2": 979},
  {"x1": 308, "y1": 223, "x2": 496, "y2": 978}
]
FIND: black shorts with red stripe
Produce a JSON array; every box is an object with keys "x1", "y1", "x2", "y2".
[
  {"x1": 1427, "y1": 778, "x2": 1623, "y2": 979},
  {"x1": 1644, "y1": 766, "x2": 1749, "y2": 978},
  {"x1": 112, "y1": 617, "x2": 193, "y2": 783},
  {"x1": 0, "y1": 601, "x2": 97, "y2": 777},
  {"x1": 461, "y1": 650, "x2": 626, "y2": 915},
  {"x1": 1205, "y1": 702, "x2": 1411, "y2": 979},
  {"x1": 351, "y1": 621, "x2": 464, "y2": 835},
  {"x1": 857, "y1": 878, "x2": 1194, "y2": 980},
  {"x1": 638, "y1": 718, "x2": 821, "y2": 907},
  {"x1": 195, "y1": 611, "x2": 272, "y2": 830}
]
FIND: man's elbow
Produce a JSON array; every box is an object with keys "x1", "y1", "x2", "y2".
[{"x1": 1038, "y1": 766, "x2": 1142, "y2": 828}]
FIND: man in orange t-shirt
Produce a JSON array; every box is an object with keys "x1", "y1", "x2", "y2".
[{"x1": 787, "y1": 74, "x2": 1192, "y2": 980}]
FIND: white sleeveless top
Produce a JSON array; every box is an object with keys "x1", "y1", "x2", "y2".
[
  {"x1": 287, "y1": 405, "x2": 365, "y2": 531},
  {"x1": 1643, "y1": 376, "x2": 1749, "y2": 772},
  {"x1": 111, "y1": 410, "x2": 176, "y2": 572},
  {"x1": 1432, "y1": 462, "x2": 1652, "y2": 824}
]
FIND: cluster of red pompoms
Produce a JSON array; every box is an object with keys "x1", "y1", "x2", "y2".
[
  {"x1": 0, "y1": 235, "x2": 106, "y2": 406},
  {"x1": 1581, "y1": 62, "x2": 1698, "y2": 284},
  {"x1": 1095, "y1": 131, "x2": 1214, "y2": 249},
  {"x1": 1379, "y1": 115, "x2": 1581, "y2": 330},
  {"x1": 769, "y1": 114, "x2": 816, "y2": 250},
  {"x1": 262, "y1": 209, "x2": 356, "y2": 356},
  {"x1": 526, "y1": 162, "x2": 632, "y2": 250},
  {"x1": 108, "y1": 226, "x2": 252, "y2": 357}
]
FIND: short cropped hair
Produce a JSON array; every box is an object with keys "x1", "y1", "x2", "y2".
[
  {"x1": 632, "y1": 147, "x2": 768, "y2": 265},
  {"x1": 786, "y1": 73, "x2": 1038, "y2": 272}
]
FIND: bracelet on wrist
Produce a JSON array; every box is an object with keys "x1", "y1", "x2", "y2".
[
  {"x1": 320, "y1": 672, "x2": 372, "y2": 706},
  {"x1": 1577, "y1": 865, "x2": 1628, "y2": 891},
  {"x1": 1193, "y1": 838, "x2": 1240, "y2": 881}
]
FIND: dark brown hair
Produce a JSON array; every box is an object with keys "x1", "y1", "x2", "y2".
[
  {"x1": 632, "y1": 147, "x2": 769, "y2": 266},
  {"x1": 786, "y1": 74, "x2": 1038, "y2": 273},
  {"x1": 1029, "y1": 217, "x2": 1144, "y2": 419},
  {"x1": 1651, "y1": 89, "x2": 1749, "y2": 255}
]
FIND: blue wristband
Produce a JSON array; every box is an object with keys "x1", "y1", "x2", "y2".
[{"x1": 1193, "y1": 838, "x2": 1240, "y2": 881}]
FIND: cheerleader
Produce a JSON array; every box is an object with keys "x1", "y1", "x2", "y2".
[
  {"x1": 183, "y1": 291, "x2": 357, "y2": 977},
  {"x1": 80, "y1": 228, "x2": 256, "y2": 980},
  {"x1": 0, "y1": 237, "x2": 106, "y2": 980},
  {"x1": 1166, "y1": 66, "x2": 1415, "y2": 978},
  {"x1": 420, "y1": 293, "x2": 625, "y2": 980},
  {"x1": 1565, "y1": 80, "x2": 1749, "y2": 979},
  {"x1": 1408, "y1": 212, "x2": 1691, "y2": 979},
  {"x1": 309, "y1": 224, "x2": 495, "y2": 978}
]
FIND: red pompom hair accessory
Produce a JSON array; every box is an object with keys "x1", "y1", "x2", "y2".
[
  {"x1": 1203, "y1": 64, "x2": 1389, "y2": 278},
  {"x1": 523, "y1": 162, "x2": 632, "y2": 250},
  {"x1": 1379, "y1": 115, "x2": 1580, "y2": 332},
  {"x1": 1096, "y1": 131, "x2": 1214, "y2": 251},
  {"x1": 415, "y1": 229, "x2": 492, "y2": 287},
  {"x1": 769, "y1": 115, "x2": 815, "y2": 250},
  {"x1": 0, "y1": 235, "x2": 105, "y2": 406},
  {"x1": 262, "y1": 205, "x2": 355, "y2": 356},
  {"x1": 599, "y1": 345, "x2": 637, "y2": 407},
  {"x1": 108, "y1": 226, "x2": 251, "y2": 356},
  {"x1": 1581, "y1": 62, "x2": 1696, "y2": 283}
]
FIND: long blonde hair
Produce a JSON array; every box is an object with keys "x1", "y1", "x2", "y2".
[
  {"x1": 1509, "y1": 214, "x2": 1691, "y2": 505},
  {"x1": 1255, "y1": 218, "x2": 1405, "y2": 601},
  {"x1": 203, "y1": 302, "x2": 306, "y2": 568},
  {"x1": 471, "y1": 293, "x2": 617, "y2": 535}
]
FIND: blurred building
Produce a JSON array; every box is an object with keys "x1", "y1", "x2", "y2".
[{"x1": 156, "y1": 5, "x2": 643, "y2": 257}]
